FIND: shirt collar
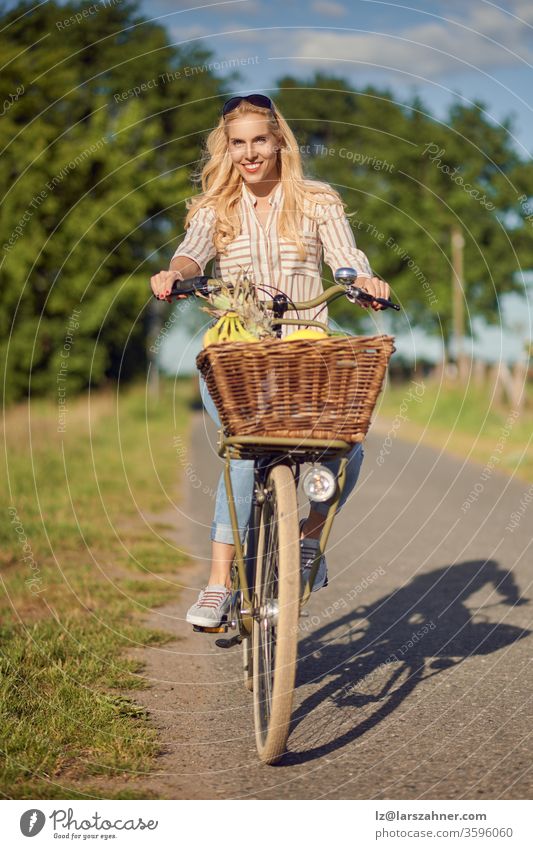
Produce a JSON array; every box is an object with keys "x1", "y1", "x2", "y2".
[{"x1": 242, "y1": 181, "x2": 283, "y2": 208}]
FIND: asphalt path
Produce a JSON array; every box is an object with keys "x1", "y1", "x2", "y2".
[{"x1": 130, "y1": 405, "x2": 533, "y2": 800}]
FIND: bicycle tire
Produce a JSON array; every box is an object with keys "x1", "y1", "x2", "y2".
[{"x1": 252, "y1": 463, "x2": 300, "y2": 764}]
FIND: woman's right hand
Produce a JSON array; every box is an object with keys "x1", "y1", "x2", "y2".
[{"x1": 150, "y1": 269, "x2": 187, "y2": 301}]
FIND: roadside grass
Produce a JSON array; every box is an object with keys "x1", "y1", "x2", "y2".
[
  {"x1": 376, "y1": 377, "x2": 533, "y2": 482},
  {"x1": 1, "y1": 377, "x2": 194, "y2": 799}
]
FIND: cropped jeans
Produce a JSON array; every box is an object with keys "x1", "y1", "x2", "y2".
[{"x1": 199, "y1": 376, "x2": 365, "y2": 545}]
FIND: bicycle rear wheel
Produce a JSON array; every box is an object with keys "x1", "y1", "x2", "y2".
[{"x1": 252, "y1": 463, "x2": 300, "y2": 764}]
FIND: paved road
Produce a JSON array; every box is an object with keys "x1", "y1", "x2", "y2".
[{"x1": 132, "y1": 407, "x2": 533, "y2": 800}]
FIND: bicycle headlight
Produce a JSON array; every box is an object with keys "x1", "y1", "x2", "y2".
[{"x1": 302, "y1": 465, "x2": 336, "y2": 502}]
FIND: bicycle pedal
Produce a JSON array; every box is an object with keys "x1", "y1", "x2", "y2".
[{"x1": 192, "y1": 624, "x2": 228, "y2": 634}]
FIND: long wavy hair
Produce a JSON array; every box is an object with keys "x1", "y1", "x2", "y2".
[{"x1": 184, "y1": 97, "x2": 347, "y2": 261}]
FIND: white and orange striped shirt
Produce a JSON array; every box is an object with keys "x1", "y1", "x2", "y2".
[{"x1": 171, "y1": 179, "x2": 372, "y2": 336}]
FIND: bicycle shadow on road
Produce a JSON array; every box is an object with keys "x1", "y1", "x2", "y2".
[{"x1": 283, "y1": 558, "x2": 530, "y2": 765}]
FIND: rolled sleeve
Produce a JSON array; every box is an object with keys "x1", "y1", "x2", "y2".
[
  {"x1": 171, "y1": 204, "x2": 217, "y2": 275},
  {"x1": 317, "y1": 198, "x2": 372, "y2": 280}
]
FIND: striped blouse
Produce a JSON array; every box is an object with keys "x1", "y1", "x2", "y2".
[{"x1": 171, "y1": 179, "x2": 372, "y2": 337}]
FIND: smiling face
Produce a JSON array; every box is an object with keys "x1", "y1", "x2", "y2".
[{"x1": 226, "y1": 113, "x2": 281, "y2": 186}]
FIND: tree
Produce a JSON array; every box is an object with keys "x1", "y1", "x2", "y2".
[
  {"x1": 274, "y1": 74, "x2": 533, "y2": 349},
  {"x1": 0, "y1": 0, "x2": 238, "y2": 401}
]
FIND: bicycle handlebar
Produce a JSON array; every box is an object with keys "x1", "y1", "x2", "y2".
[{"x1": 164, "y1": 270, "x2": 400, "y2": 311}]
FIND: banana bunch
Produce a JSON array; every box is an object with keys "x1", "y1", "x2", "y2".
[
  {"x1": 199, "y1": 270, "x2": 275, "y2": 347},
  {"x1": 203, "y1": 311, "x2": 259, "y2": 347}
]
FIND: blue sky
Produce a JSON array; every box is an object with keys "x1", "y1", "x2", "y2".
[{"x1": 145, "y1": 0, "x2": 533, "y2": 157}]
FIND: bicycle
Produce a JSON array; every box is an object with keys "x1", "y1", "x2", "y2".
[{"x1": 162, "y1": 267, "x2": 398, "y2": 764}]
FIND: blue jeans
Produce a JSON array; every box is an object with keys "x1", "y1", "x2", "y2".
[{"x1": 199, "y1": 376, "x2": 364, "y2": 544}]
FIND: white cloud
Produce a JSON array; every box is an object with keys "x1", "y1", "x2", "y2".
[
  {"x1": 487, "y1": 0, "x2": 533, "y2": 26},
  {"x1": 311, "y1": 1, "x2": 347, "y2": 17},
  {"x1": 210, "y1": 0, "x2": 264, "y2": 13},
  {"x1": 153, "y1": 0, "x2": 262, "y2": 13},
  {"x1": 208, "y1": 26, "x2": 266, "y2": 42},
  {"x1": 171, "y1": 24, "x2": 211, "y2": 41},
  {"x1": 286, "y1": 4, "x2": 533, "y2": 78}
]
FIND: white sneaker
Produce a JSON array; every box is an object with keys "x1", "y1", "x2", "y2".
[{"x1": 186, "y1": 584, "x2": 231, "y2": 627}]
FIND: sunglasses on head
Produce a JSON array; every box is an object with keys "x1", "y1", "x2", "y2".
[{"x1": 222, "y1": 94, "x2": 274, "y2": 116}]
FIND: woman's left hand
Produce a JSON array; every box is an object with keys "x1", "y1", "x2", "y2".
[{"x1": 357, "y1": 275, "x2": 391, "y2": 310}]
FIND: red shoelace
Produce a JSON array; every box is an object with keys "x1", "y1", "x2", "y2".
[{"x1": 198, "y1": 589, "x2": 229, "y2": 609}]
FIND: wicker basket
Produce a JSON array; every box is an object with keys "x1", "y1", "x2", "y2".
[{"x1": 196, "y1": 334, "x2": 395, "y2": 443}]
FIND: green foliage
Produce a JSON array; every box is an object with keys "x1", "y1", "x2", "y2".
[
  {"x1": 275, "y1": 74, "x2": 533, "y2": 342},
  {"x1": 0, "y1": 0, "x2": 237, "y2": 402},
  {"x1": 2, "y1": 9, "x2": 531, "y2": 402}
]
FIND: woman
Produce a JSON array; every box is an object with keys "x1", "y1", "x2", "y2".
[{"x1": 150, "y1": 93, "x2": 390, "y2": 628}]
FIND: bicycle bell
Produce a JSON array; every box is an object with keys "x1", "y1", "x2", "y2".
[{"x1": 334, "y1": 267, "x2": 358, "y2": 286}]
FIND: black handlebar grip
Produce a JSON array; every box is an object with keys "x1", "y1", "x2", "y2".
[
  {"x1": 377, "y1": 296, "x2": 401, "y2": 311},
  {"x1": 348, "y1": 286, "x2": 400, "y2": 310},
  {"x1": 168, "y1": 275, "x2": 212, "y2": 296}
]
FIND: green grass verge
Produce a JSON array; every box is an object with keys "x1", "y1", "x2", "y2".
[
  {"x1": 1, "y1": 378, "x2": 194, "y2": 799},
  {"x1": 376, "y1": 378, "x2": 533, "y2": 482}
]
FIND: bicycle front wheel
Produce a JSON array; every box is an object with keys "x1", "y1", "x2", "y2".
[{"x1": 252, "y1": 463, "x2": 300, "y2": 764}]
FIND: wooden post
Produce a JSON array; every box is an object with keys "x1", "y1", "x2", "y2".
[
  {"x1": 473, "y1": 358, "x2": 486, "y2": 387},
  {"x1": 451, "y1": 226, "x2": 467, "y2": 382},
  {"x1": 511, "y1": 357, "x2": 527, "y2": 413}
]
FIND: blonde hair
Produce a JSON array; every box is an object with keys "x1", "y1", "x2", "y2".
[{"x1": 183, "y1": 97, "x2": 347, "y2": 261}]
